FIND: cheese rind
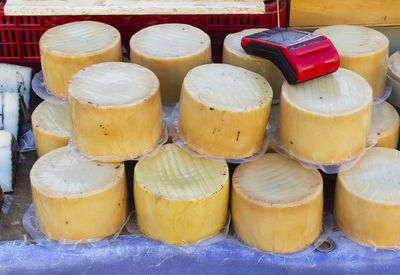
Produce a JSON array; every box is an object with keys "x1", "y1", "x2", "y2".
[
  {"x1": 30, "y1": 146, "x2": 127, "y2": 241},
  {"x1": 40, "y1": 21, "x2": 122, "y2": 98},
  {"x1": 68, "y1": 62, "x2": 162, "y2": 161},
  {"x1": 130, "y1": 23, "x2": 212, "y2": 104},
  {"x1": 232, "y1": 153, "x2": 323, "y2": 253},
  {"x1": 0, "y1": 63, "x2": 32, "y2": 108},
  {"x1": 223, "y1": 29, "x2": 285, "y2": 101},
  {"x1": 335, "y1": 147, "x2": 400, "y2": 248},
  {"x1": 369, "y1": 101, "x2": 400, "y2": 149},
  {"x1": 0, "y1": 131, "x2": 16, "y2": 193},
  {"x1": 280, "y1": 68, "x2": 373, "y2": 164},
  {"x1": 32, "y1": 101, "x2": 70, "y2": 157},
  {"x1": 134, "y1": 144, "x2": 229, "y2": 245},
  {"x1": 178, "y1": 64, "x2": 272, "y2": 159},
  {"x1": 314, "y1": 25, "x2": 389, "y2": 99}
]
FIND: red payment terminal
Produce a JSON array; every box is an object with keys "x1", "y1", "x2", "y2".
[{"x1": 241, "y1": 28, "x2": 340, "y2": 84}]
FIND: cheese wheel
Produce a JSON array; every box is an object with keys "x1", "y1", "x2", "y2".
[
  {"x1": 314, "y1": 25, "x2": 389, "y2": 99},
  {"x1": 32, "y1": 101, "x2": 70, "y2": 157},
  {"x1": 179, "y1": 64, "x2": 273, "y2": 159},
  {"x1": 388, "y1": 51, "x2": 400, "y2": 108},
  {"x1": 130, "y1": 23, "x2": 212, "y2": 104},
  {"x1": 69, "y1": 62, "x2": 162, "y2": 162},
  {"x1": 223, "y1": 29, "x2": 285, "y2": 101},
  {"x1": 30, "y1": 146, "x2": 127, "y2": 241},
  {"x1": 232, "y1": 153, "x2": 323, "y2": 253},
  {"x1": 280, "y1": 68, "x2": 373, "y2": 164},
  {"x1": 134, "y1": 144, "x2": 229, "y2": 245},
  {"x1": 40, "y1": 21, "x2": 122, "y2": 98},
  {"x1": 369, "y1": 101, "x2": 400, "y2": 149},
  {"x1": 335, "y1": 147, "x2": 400, "y2": 248}
]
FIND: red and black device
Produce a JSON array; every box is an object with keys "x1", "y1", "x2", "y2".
[{"x1": 241, "y1": 28, "x2": 340, "y2": 84}]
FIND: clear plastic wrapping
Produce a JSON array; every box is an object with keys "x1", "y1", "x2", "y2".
[
  {"x1": 373, "y1": 83, "x2": 392, "y2": 105},
  {"x1": 32, "y1": 71, "x2": 68, "y2": 105}
]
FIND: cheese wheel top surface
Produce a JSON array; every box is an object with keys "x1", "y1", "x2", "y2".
[
  {"x1": 30, "y1": 147, "x2": 124, "y2": 197},
  {"x1": 135, "y1": 144, "x2": 228, "y2": 201},
  {"x1": 339, "y1": 148, "x2": 400, "y2": 204},
  {"x1": 369, "y1": 101, "x2": 400, "y2": 137},
  {"x1": 224, "y1": 28, "x2": 268, "y2": 58},
  {"x1": 389, "y1": 51, "x2": 400, "y2": 79},
  {"x1": 69, "y1": 62, "x2": 159, "y2": 106},
  {"x1": 233, "y1": 153, "x2": 322, "y2": 205},
  {"x1": 40, "y1": 21, "x2": 120, "y2": 56},
  {"x1": 32, "y1": 101, "x2": 70, "y2": 137},
  {"x1": 130, "y1": 23, "x2": 210, "y2": 59},
  {"x1": 184, "y1": 64, "x2": 272, "y2": 112},
  {"x1": 282, "y1": 68, "x2": 372, "y2": 115}
]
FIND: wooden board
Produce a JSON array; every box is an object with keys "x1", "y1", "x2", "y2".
[
  {"x1": 4, "y1": 0, "x2": 265, "y2": 15},
  {"x1": 289, "y1": 0, "x2": 400, "y2": 27}
]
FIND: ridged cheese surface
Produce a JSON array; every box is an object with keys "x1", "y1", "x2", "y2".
[
  {"x1": 40, "y1": 21, "x2": 121, "y2": 55},
  {"x1": 69, "y1": 62, "x2": 159, "y2": 106},
  {"x1": 389, "y1": 51, "x2": 400, "y2": 82},
  {"x1": 232, "y1": 153, "x2": 323, "y2": 253},
  {"x1": 369, "y1": 101, "x2": 400, "y2": 148},
  {"x1": 134, "y1": 144, "x2": 229, "y2": 244}
]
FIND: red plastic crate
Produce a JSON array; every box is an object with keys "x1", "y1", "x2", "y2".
[{"x1": 0, "y1": 0, "x2": 286, "y2": 66}]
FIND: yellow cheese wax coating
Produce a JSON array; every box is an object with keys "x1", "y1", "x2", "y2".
[
  {"x1": 40, "y1": 21, "x2": 122, "y2": 98},
  {"x1": 130, "y1": 23, "x2": 212, "y2": 104},
  {"x1": 335, "y1": 147, "x2": 400, "y2": 248},
  {"x1": 32, "y1": 101, "x2": 70, "y2": 157},
  {"x1": 134, "y1": 144, "x2": 229, "y2": 245},
  {"x1": 30, "y1": 146, "x2": 128, "y2": 241},
  {"x1": 232, "y1": 153, "x2": 323, "y2": 253},
  {"x1": 369, "y1": 101, "x2": 400, "y2": 148}
]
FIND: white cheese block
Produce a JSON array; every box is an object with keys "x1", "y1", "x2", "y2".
[
  {"x1": 32, "y1": 101, "x2": 70, "y2": 157},
  {"x1": 369, "y1": 101, "x2": 400, "y2": 149},
  {"x1": 30, "y1": 146, "x2": 128, "y2": 241},
  {"x1": 0, "y1": 92, "x2": 20, "y2": 139},
  {"x1": 40, "y1": 21, "x2": 122, "y2": 98},
  {"x1": 69, "y1": 62, "x2": 162, "y2": 162},
  {"x1": 280, "y1": 68, "x2": 373, "y2": 164},
  {"x1": 179, "y1": 63, "x2": 273, "y2": 159},
  {"x1": 0, "y1": 130, "x2": 16, "y2": 193},
  {"x1": 130, "y1": 23, "x2": 212, "y2": 104},
  {"x1": 0, "y1": 63, "x2": 32, "y2": 108},
  {"x1": 134, "y1": 144, "x2": 229, "y2": 245},
  {"x1": 232, "y1": 153, "x2": 323, "y2": 253},
  {"x1": 314, "y1": 25, "x2": 389, "y2": 99},
  {"x1": 335, "y1": 147, "x2": 400, "y2": 248},
  {"x1": 223, "y1": 29, "x2": 285, "y2": 101}
]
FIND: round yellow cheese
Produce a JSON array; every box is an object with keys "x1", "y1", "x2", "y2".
[
  {"x1": 40, "y1": 21, "x2": 122, "y2": 98},
  {"x1": 335, "y1": 147, "x2": 400, "y2": 248},
  {"x1": 69, "y1": 62, "x2": 162, "y2": 162},
  {"x1": 369, "y1": 101, "x2": 400, "y2": 149},
  {"x1": 232, "y1": 153, "x2": 323, "y2": 253},
  {"x1": 223, "y1": 29, "x2": 285, "y2": 101},
  {"x1": 315, "y1": 25, "x2": 389, "y2": 99},
  {"x1": 30, "y1": 146, "x2": 128, "y2": 241},
  {"x1": 134, "y1": 144, "x2": 229, "y2": 245},
  {"x1": 280, "y1": 68, "x2": 373, "y2": 164},
  {"x1": 389, "y1": 50, "x2": 400, "y2": 82},
  {"x1": 32, "y1": 101, "x2": 70, "y2": 157},
  {"x1": 179, "y1": 63, "x2": 273, "y2": 159},
  {"x1": 130, "y1": 23, "x2": 212, "y2": 104}
]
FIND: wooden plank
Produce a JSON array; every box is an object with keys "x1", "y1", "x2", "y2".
[
  {"x1": 4, "y1": 0, "x2": 265, "y2": 15},
  {"x1": 289, "y1": 0, "x2": 400, "y2": 27}
]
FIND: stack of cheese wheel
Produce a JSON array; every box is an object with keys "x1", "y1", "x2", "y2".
[
  {"x1": 335, "y1": 147, "x2": 400, "y2": 248},
  {"x1": 369, "y1": 101, "x2": 400, "y2": 148},
  {"x1": 223, "y1": 29, "x2": 285, "y2": 101},
  {"x1": 30, "y1": 146, "x2": 128, "y2": 241},
  {"x1": 32, "y1": 101, "x2": 70, "y2": 157},
  {"x1": 68, "y1": 62, "x2": 162, "y2": 162},
  {"x1": 40, "y1": 21, "x2": 122, "y2": 98},
  {"x1": 388, "y1": 50, "x2": 400, "y2": 108},
  {"x1": 280, "y1": 68, "x2": 373, "y2": 164},
  {"x1": 314, "y1": 25, "x2": 389, "y2": 99},
  {"x1": 130, "y1": 23, "x2": 212, "y2": 104},
  {"x1": 232, "y1": 153, "x2": 323, "y2": 253},
  {"x1": 179, "y1": 63, "x2": 273, "y2": 159},
  {"x1": 134, "y1": 144, "x2": 229, "y2": 245}
]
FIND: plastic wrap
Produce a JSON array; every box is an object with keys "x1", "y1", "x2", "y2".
[
  {"x1": 32, "y1": 71, "x2": 67, "y2": 105},
  {"x1": 162, "y1": 103, "x2": 176, "y2": 142},
  {"x1": 335, "y1": 147, "x2": 400, "y2": 249},
  {"x1": 169, "y1": 103, "x2": 270, "y2": 163},
  {"x1": 388, "y1": 50, "x2": 400, "y2": 108},
  {"x1": 373, "y1": 83, "x2": 392, "y2": 105},
  {"x1": 129, "y1": 23, "x2": 212, "y2": 104}
]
